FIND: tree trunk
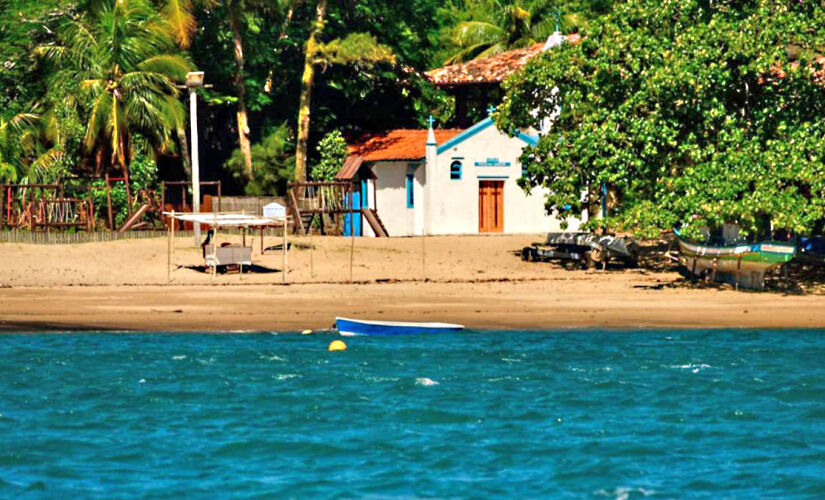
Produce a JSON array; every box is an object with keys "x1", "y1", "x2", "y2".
[
  {"x1": 177, "y1": 126, "x2": 191, "y2": 176},
  {"x1": 294, "y1": 0, "x2": 327, "y2": 182},
  {"x1": 229, "y1": 0, "x2": 253, "y2": 180}
]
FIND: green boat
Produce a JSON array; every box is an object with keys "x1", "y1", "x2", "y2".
[{"x1": 674, "y1": 228, "x2": 796, "y2": 289}]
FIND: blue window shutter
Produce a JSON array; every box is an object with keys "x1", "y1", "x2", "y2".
[
  {"x1": 450, "y1": 160, "x2": 462, "y2": 180},
  {"x1": 406, "y1": 174, "x2": 414, "y2": 208}
]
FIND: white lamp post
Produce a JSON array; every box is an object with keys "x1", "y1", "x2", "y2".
[{"x1": 186, "y1": 71, "x2": 205, "y2": 245}]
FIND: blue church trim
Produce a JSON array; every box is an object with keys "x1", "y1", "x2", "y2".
[
  {"x1": 436, "y1": 117, "x2": 540, "y2": 154},
  {"x1": 437, "y1": 118, "x2": 494, "y2": 154},
  {"x1": 516, "y1": 131, "x2": 539, "y2": 146}
]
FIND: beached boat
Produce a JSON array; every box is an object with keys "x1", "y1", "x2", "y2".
[
  {"x1": 522, "y1": 231, "x2": 639, "y2": 269},
  {"x1": 335, "y1": 317, "x2": 464, "y2": 336},
  {"x1": 675, "y1": 229, "x2": 795, "y2": 289}
]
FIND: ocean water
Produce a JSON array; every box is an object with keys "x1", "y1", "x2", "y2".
[{"x1": 1, "y1": 330, "x2": 825, "y2": 499}]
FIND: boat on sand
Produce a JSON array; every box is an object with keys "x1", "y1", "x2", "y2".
[{"x1": 674, "y1": 229, "x2": 795, "y2": 289}]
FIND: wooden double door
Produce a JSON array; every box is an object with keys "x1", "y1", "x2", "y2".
[{"x1": 478, "y1": 180, "x2": 504, "y2": 233}]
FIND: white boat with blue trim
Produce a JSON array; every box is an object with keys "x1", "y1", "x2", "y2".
[{"x1": 335, "y1": 317, "x2": 465, "y2": 336}]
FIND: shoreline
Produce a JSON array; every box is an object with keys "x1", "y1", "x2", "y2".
[{"x1": 4, "y1": 280, "x2": 825, "y2": 332}]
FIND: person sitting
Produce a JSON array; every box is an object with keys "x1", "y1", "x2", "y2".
[{"x1": 201, "y1": 229, "x2": 214, "y2": 258}]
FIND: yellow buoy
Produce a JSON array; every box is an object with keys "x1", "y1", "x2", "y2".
[
  {"x1": 328, "y1": 340, "x2": 347, "y2": 352},
  {"x1": 301, "y1": 329, "x2": 313, "y2": 335}
]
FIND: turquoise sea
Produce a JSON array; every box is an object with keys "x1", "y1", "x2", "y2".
[{"x1": 2, "y1": 329, "x2": 825, "y2": 498}]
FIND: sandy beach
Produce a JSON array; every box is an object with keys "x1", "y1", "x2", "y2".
[{"x1": 2, "y1": 233, "x2": 825, "y2": 332}]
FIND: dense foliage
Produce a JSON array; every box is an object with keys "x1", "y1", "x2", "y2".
[
  {"x1": 312, "y1": 130, "x2": 348, "y2": 182},
  {"x1": 442, "y1": 0, "x2": 612, "y2": 64},
  {"x1": 498, "y1": 0, "x2": 825, "y2": 238},
  {"x1": 25, "y1": 0, "x2": 825, "y2": 241},
  {"x1": 224, "y1": 123, "x2": 295, "y2": 196}
]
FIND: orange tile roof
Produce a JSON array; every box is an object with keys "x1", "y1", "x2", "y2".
[
  {"x1": 425, "y1": 43, "x2": 545, "y2": 86},
  {"x1": 348, "y1": 129, "x2": 464, "y2": 162},
  {"x1": 335, "y1": 155, "x2": 364, "y2": 180}
]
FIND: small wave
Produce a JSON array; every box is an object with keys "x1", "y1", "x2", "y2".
[
  {"x1": 670, "y1": 363, "x2": 711, "y2": 373},
  {"x1": 274, "y1": 374, "x2": 300, "y2": 381},
  {"x1": 415, "y1": 377, "x2": 439, "y2": 386},
  {"x1": 501, "y1": 358, "x2": 522, "y2": 363},
  {"x1": 594, "y1": 486, "x2": 655, "y2": 500},
  {"x1": 260, "y1": 355, "x2": 285, "y2": 362},
  {"x1": 365, "y1": 376, "x2": 399, "y2": 383},
  {"x1": 138, "y1": 379, "x2": 146, "y2": 384},
  {"x1": 172, "y1": 355, "x2": 186, "y2": 360}
]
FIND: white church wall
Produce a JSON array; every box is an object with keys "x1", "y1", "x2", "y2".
[
  {"x1": 431, "y1": 123, "x2": 581, "y2": 235},
  {"x1": 372, "y1": 161, "x2": 416, "y2": 236}
]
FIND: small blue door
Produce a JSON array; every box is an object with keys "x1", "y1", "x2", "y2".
[{"x1": 343, "y1": 179, "x2": 369, "y2": 236}]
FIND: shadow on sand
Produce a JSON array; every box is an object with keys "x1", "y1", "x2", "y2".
[{"x1": 186, "y1": 264, "x2": 282, "y2": 275}]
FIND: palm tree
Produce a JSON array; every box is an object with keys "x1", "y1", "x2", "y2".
[
  {"x1": 444, "y1": 0, "x2": 562, "y2": 64},
  {"x1": 39, "y1": 0, "x2": 190, "y2": 182},
  {"x1": 0, "y1": 113, "x2": 38, "y2": 183}
]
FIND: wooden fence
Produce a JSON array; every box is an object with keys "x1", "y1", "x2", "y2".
[{"x1": 0, "y1": 227, "x2": 288, "y2": 245}]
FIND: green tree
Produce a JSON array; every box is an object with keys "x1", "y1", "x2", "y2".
[
  {"x1": 293, "y1": 1, "x2": 395, "y2": 182},
  {"x1": 224, "y1": 123, "x2": 294, "y2": 195},
  {"x1": 312, "y1": 129, "x2": 347, "y2": 181},
  {"x1": 498, "y1": 0, "x2": 825, "y2": 237},
  {"x1": 39, "y1": 0, "x2": 191, "y2": 182},
  {"x1": 0, "y1": 113, "x2": 38, "y2": 183}
]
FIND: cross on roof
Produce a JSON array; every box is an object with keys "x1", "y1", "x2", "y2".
[
  {"x1": 487, "y1": 105, "x2": 497, "y2": 115},
  {"x1": 427, "y1": 115, "x2": 435, "y2": 128}
]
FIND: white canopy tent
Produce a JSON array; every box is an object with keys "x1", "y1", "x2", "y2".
[{"x1": 164, "y1": 211, "x2": 290, "y2": 283}]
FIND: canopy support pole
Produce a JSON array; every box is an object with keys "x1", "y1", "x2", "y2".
[
  {"x1": 310, "y1": 226, "x2": 315, "y2": 279},
  {"x1": 282, "y1": 220, "x2": 288, "y2": 283},
  {"x1": 211, "y1": 212, "x2": 217, "y2": 282},
  {"x1": 421, "y1": 235, "x2": 426, "y2": 281},
  {"x1": 240, "y1": 226, "x2": 245, "y2": 281},
  {"x1": 168, "y1": 210, "x2": 175, "y2": 283}
]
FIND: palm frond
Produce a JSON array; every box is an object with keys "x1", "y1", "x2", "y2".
[
  {"x1": 0, "y1": 160, "x2": 18, "y2": 184},
  {"x1": 4, "y1": 113, "x2": 40, "y2": 135},
  {"x1": 137, "y1": 54, "x2": 193, "y2": 82},
  {"x1": 30, "y1": 148, "x2": 66, "y2": 182},
  {"x1": 474, "y1": 42, "x2": 509, "y2": 60},
  {"x1": 120, "y1": 71, "x2": 179, "y2": 96},
  {"x1": 84, "y1": 91, "x2": 113, "y2": 151},
  {"x1": 444, "y1": 42, "x2": 498, "y2": 65},
  {"x1": 162, "y1": 0, "x2": 196, "y2": 48},
  {"x1": 530, "y1": 17, "x2": 556, "y2": 41},
  {"x1": 452, "y1": 21, "x2": 505, "y2": 48}
]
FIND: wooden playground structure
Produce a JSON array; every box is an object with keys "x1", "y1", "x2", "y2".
[
  {"x1": 2, "y1": 177, "x2": 393, "y2": 238},
  {"x1": 288, "y1": 181, "x2": 388, "y2": 237},
  {"x1": 0, "y1": 179, "x2": 225, "y2": 234},
  {"x1": 1, "y1": 184, "x2": 95, "y2": 232}
]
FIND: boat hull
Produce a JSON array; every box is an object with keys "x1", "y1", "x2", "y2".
[
  {"x1": 335, "y1": 317, "x2": 464, "y2": 337},
  {"x1": 677, "y1": 239, "x2": 796, "y2": 273},
  {"x1": 676, "y1": 235, "x2": 795, "y2": 289}
]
